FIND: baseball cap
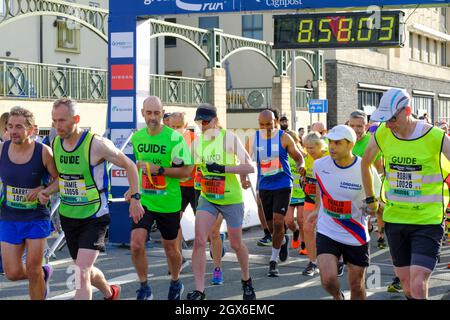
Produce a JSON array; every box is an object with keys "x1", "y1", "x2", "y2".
[
  {"x1": 194, "y1": 104, "x2": 217, "y2": 121},
  {"x1": 325, "y1": 125, "x2": 357, "y2": 143},
  {"x1": 163, "y1": 113, "x2": 172, "y2": 119},
  {"x1": 370, "y1": 88, "x2": 411, "y2": 122}
]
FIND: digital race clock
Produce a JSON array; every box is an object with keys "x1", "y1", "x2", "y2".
[{"x1": 274, "y1": 11, "x2": 405, "y2": 49}]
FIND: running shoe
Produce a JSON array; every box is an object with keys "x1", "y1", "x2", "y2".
[
  {"x1": 337, "y1": 262, "x2": 345, "y2": 277},
  {"x1": 168, "y1": 281, "x2": 184, "y2": 300},
  {"x1": 187, "y1": 290, "x2": 206, "y2": 300},
  {"x1": 291, "y1": 239, "x2": 300, "y2": 249},
  {"x1": 42, "y1": 264, "x2": 53, "y2": 299},
  {"x1": 105, "y1": 284, "x2": 121, "y2": 300},
  {"x1": 302, "y1": 261, "x2": 319, "y2": 276},
  {"x1": 267, "y1": 260, "x2": 279, "y2": 277},
  {"x1": 279, "y1": 235, "x2": 289, "y2": 262},
  {"x1": 377, "y1": 237, "x2": 387, "y2": 249},
  {"x1": 257, "y1": 234, "x2": 272, "y2": 247},
  {"x1": 136, "y1": 284, "x2": 153, "y2": 300},
  {"x1": 212, "y1": 267, "x2": 223, "y2": 285},
  {"x1": 298, "y1": 248, "x2": 308, "y2": 256},
  {"x1": 242, "y1": 278, "x2": 256, "y2": 300},
  {"x1": 387, "y1": 277, "x2": 402, "y2": 293}
]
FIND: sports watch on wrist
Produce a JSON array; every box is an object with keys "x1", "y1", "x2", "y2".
[
  {"x1": 130, "y1": 193, "x2": 141, "y2": 201},
  {"x1": 158, "y1": 166, "x2": 165, "y2": 176},
  {"x1": 364, "y1": 196, "x2": 377, "y2": 204}
]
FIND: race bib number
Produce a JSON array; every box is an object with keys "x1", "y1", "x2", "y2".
[
  {"x1": 194, "y1": 167, "x2": 203, "y2": 189},
  {"x1": 322, "y1": 194, "x2": 352, "y2": 220},
  {"x1": 201, "y1": 175, "x2": 225, "y2": 200},
  {"x1": 304, "y1": 177, "x2": 317, "y2": 196},
  {"x1": 59, "y1": 174, "x2": 88, "y2": 203},
  {"x1": 6, "y1": 185, "x2": 38, "y2": 210},
  {"x1": 142, "y1": 173, "x2": 167, "y2": 196},
  {"x1": 388, "y1": 164, "x2": 422, "y2": 198},
  {"x1": 260, "y1": 158, "x2": 283, "y2": 177}
]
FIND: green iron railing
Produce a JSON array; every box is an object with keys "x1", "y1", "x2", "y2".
[
  {"x1": 226, "y1": 87, "x2": 272, "y2": 110},
  {"x1": 0, "y1": 59, "x2": 107, "y2": 101},
  {"x1": 296, "y1": 88, "x2": 314, "y2": 110},
  {"x1": 150, "y1": 74, "x2": 209, "y2": 106}
]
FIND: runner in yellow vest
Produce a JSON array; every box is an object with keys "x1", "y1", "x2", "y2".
[
  {"x1": 168, "y1": 112, "x2": 225, "y2": 285},
  {"x1": 284, "y1": 130, "x2": 307, "y2": 252},
  {"x1": 39, "y1": 98, "x2": 144, "y2": 300},
  {"x1": 362, "y1": 88, "x2": 449, "y2": 300},
  {"x1": 187, "y1": 104, "x2": 256, "y2": 300}
]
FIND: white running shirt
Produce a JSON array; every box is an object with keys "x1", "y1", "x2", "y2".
[{"x1": 313, "y1": 156, "x2": 381, "y2": 246}]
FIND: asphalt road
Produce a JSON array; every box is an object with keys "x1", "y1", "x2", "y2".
[{"x1": 0, "y1": 226, "x2": 448, "y2": 300}]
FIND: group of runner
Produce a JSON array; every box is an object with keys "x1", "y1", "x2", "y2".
[{"x1": 0, "y1": 87, "x2": 448, "y2": 300}]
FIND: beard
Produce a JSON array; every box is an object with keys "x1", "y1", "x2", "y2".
[{"x1": 280, "y1": 124, "x2": 288, "y2": 131}]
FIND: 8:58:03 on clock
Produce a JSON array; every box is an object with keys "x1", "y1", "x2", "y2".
[{"x1": 273, "y1": 11, "x2": 404, "y2": 49}]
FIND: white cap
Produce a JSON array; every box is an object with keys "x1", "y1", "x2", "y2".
[
  {"x1": 370, "y1": 88, "x2": 411, "y2": 122},
  {"x1": 325, "y1": 125, "x2": 357, "y2": 143}
]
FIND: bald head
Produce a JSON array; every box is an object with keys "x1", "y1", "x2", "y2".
[
  {"x1": 259, "y1": 110, "x2": 275, "y2": 121},
  {"x1": 258, "y1": 109, "x2": 276, "y2": 131},
  {"x1": 311, "y1": 122, "x2": 327, "y2": 136},
  {"x1": 142, "y1": 96, "x2": 164, "y2": 130},
  {"x1": 143, "y1": 96, "x2": 163, "y2": 110}
]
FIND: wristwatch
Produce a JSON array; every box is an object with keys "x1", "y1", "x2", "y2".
[
  {"x1": 364, "y1": 196, "x2": 377, "y2": 204},
  {"x1": 158, "y1": 166, "x2": 165, "y2": 176},
  {"x1": 130, "y1": 193, "x2": 141, "y2": 201}
]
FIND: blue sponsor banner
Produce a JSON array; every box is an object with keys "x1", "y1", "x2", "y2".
[
  {"x1": 240, "y1": 0, "x2": 448, "y2": 12},
  {"x1": 110, "y1": 0, "x2": 449, "y2": 16}
]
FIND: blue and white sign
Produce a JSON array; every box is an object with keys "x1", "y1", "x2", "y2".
[
  {"x1": 308, "y1": 99, "x2": 328, "y2": 113},
  {"x1": 111, "y1": 0, "x2": 449, "y2": 16}
]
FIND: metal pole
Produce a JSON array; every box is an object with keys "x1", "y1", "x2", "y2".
[{"x1": 291, "y1": 50, "x2": 297, "y2": 131}]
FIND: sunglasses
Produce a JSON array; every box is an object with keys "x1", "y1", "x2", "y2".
[
  {"x1": 196, "y1": 119, "x2": 211, "y2": 126},
  {"x1": 387, "y1": 108, "x2": 406, "y2": 123}
]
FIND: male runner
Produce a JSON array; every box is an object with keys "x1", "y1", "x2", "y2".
[
  {"x1": 362, "y1": 88, "x2": 450, "y2": 300},
  {"x1": 128, "y1": 97, "x2": 193, "y2": 300},
  {"x1": 307, "y1": 125, "x2": 381, "y2": 300},
  {"x1": 249, "y1": 110, "x2": 304, "y2": 277},
  {"x1": 39, "y1": 98, "x2": 144, "y2": 300},
  {"x1": 187, "y1": 104, "x2": 256, "y2": 300},
  {"x1": 0, "y1": 107, "x2": 57, "y2": 300}
]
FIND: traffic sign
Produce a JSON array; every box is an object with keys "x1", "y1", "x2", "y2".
[{"x1": 308, "y1": 99, "x2": 328, "y2": 113}]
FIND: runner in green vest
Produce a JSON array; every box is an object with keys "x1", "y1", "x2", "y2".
[
  {"x1": 284, "y1": 130, "x2": 307, "y2": 252},
  {"x1": 38, "y1": 98, "x2": 144, "y2": 300},
  {"x1": 187, "y1": 104, "x2": 256, "y2": 300},
  {"x1": 362, "y1": 88, "x2": 450, "y2": 300},
  {"x1": 127, "y1": 96, "x2": 193, "y2": 301}
]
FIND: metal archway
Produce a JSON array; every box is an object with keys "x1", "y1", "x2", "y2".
[{"x1": 0, "y1": 0, "x2": 108, "y2": 42}]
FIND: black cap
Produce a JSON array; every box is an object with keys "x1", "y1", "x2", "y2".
[
  {"x1": 163, "y1": 112, "x2": 172, "y2": 119},
  {"x1": 194, "y1": 104, "x2": 217, "y2": 121}
]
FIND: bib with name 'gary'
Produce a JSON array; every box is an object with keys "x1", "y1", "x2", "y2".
[
  {"x1": 0, "y1": 141, "x2": 50, "y2": 222},
  {"x1": 53, "y1": 131, "x2": 109, "y2": 219}
]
